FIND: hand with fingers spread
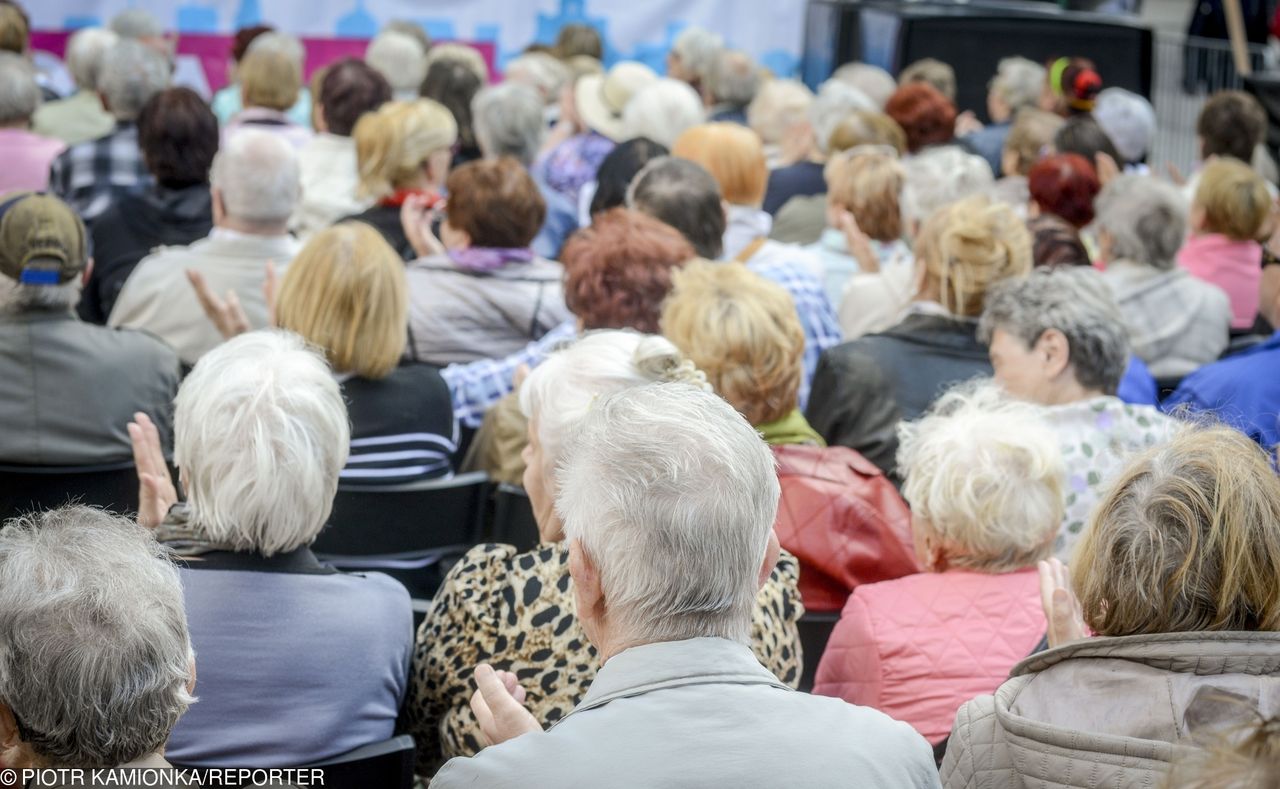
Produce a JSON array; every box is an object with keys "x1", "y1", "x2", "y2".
[
  {"x1": 835, "y1": 209, "x2": 880, "y2": 274},
  {"x1": 188, "y1": 269, "x2": 253, "y2": 340},
  {"x1": 127, "y1": 411, "x2": 178, "y2": 528},
  {"x1": 401, "y1": 194, "x2": 447, "y2": 259},
  {"x1": 469, "y1": 663, "x2": 541, "y2": 746},
  {"x1": 1038, "y1": 557, "x2": 1088, "y2": 648},
  {"x1": 954, "y1": 110, "x2": 984, "y2": 137}
]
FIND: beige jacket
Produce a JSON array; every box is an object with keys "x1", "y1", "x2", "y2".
[
  {"x1": 941, "y1": 631, "x2": 1280, "y2": 788},
  {"x1": 109, "y1": 230, "x2": 299, "y2": 366}
]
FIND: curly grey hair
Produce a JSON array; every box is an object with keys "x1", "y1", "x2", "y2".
[
  {"x1": 0, "y1": 506, "x2": 193, "y2": 768},
  {"x1": 1091, "y1": 174, "x2": 1187, "y2": 270},
  {"x1": 979, "y1": 267, "x2": 1131, "y2": 394}
]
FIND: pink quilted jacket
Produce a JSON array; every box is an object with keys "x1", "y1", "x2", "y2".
[
  {"x1": 813, "y1": 568, "x2": 1046, "y2": 743},
  {"x1": 772, "y1": 444, "x2": 918, "y2": 612}
]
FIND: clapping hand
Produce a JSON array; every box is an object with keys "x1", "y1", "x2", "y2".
[
  {"x1": 1038, "y1": 557, "x2": 1088, "y2": 648},
  {"x1": 400, "y1": 195, "x2": 447, "y2": 259},
  {"x1": 188, "y1": 261, "x2": 277, "y2": 340},
  {"x1": 127, "y1": 412, "x2": 178, "y2": 529},
  {"x1": 835, "y1": 209, "x2": 880, "y2": 274},
  {"x1": 469, "y1": 663, "x2": 542, "y2": 746}
]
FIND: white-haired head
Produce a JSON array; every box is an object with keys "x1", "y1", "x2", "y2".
[
  {"x1": 558, "y1": 381, "x2": 779, "y2": 646},
  {"x1": 520, "y1": 331, "x2": 707, "y2": 489},
  {"x1": 1091, "y1": 174, "x2": 1187, "y2": 270},
  {"x1": 246, "y1": 30, "x2": 305, "y2": 69},
  {"x1": 0, "y1": 52, "x2": 39, "y2": 125},
  {"x1": 705, "y1": 49, "x2": 760, "y2": 110},
  {"x1": 747, "y1": 78, "x2": 813, "y2": 146},
  {"x1": 65, "y1": 27, "x2": 119, "y2": 91},
  {"x1": 473, "y1": 82, "x2": 544, "y2": 166},
  {"x1": 669, "y1": 26, "x2": 723, "y2": 85},
  {"x1": 901, "y1": 145, "x2": 994, "y2": 227},
  {"x1": 0, "y1": 506, "x2": 193, "y2": 768},
  {"x1": 622, "y1": 78, "x2": 706, "y2": 148},
  {"x1": 830, "y1": 62, "x2": 897, "y2": 109},
  {"x1": 97, "y1": 38, "x2": 169, "y2": 121},
  {"x1": 503, "y1": 51, "x2": 569, "y2": 105},
  {"x1": 175, "y1": 331, "x2": 349, "y2": 557},
  {"x1": 366, "y1": 31, "x2": 428, "y2": 100},
  {"x1": 810, "y1": 79, "x2": 876, "y2": 154},
  {"x1": 210, "y1": 129, "x2": 301, "y2": 227},
  {"x1": 108, "y1": 9, "x2": 163, "y2": 40},
  {"x1": 898, "y1": 381, "x2": 1064, "y2": 573},
  {"x1": 989, "y1": 57, "x2": 1045, "y2": 119},
  {"x1": 1093, "y1": 88, "x2": 1157, "y2": 165}
]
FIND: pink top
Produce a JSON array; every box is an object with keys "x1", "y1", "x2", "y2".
[
  {"x1": 0, "y1": 128, "x2": 65, "y2": 194},
  {"x1": 1178, "y1": 233, "x2": 1263, "y2": 330},
  {"x1": 813, "y1": 567, "x2": 1046, "y2": 743}
]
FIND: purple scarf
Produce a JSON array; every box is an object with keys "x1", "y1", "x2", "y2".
[{"x1": 447, "y1": 247, "x2": 535, "y2": 272}]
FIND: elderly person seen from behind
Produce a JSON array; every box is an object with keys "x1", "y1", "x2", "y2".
[
  {"x1": 0, "y1": 54, "x2": 65, "y2": 193},
  {"x1": 109, "y1": 129, "x2": 302, "y2": 366},
  {"x1": 747, "y1": 78, "x2": 813, "y2": 169},
  {"x1": 621, "y1": 78, "x2": 705, "y2": 148},
  {"x1": 1095, "y1": 175, "x2": 1231, "y2": 379},
  {"x1": 959, "y1": 57, "x2": 1046, "y2": 175},
  {"x1": 815, "y1": 385, "x2": 1061, "y2": 746},
  {"x1": 472, "y1": 82, "x2": 579, "y2": 259},
  {"x1": 942, "y1": 425, "x2": 1280, "y2": 787},
  {"x1": 128, "y1": 330, "x2": 412, "y2": 767},
  {"x1": 32, "y1": 26, "x2": 117, "y2": 145},
  {"x1": 365, "y1": 30, "x2": 428, "y2": 102},
  {"x1": 0, "y1": 506, "x2": 194, "y2": 771},
  {"x1": 430, "y1": 382, "x2": 939, "y2": 788},
  {"x1": 222, "y1": 35, "x2": 312, "y2": 150},
  {"x1": 980, "y1": 267, "x2": 1178, "y2": 558},
  {"x1": 705, "y1": 49, "x2": 760, "y2": 125},
  {"x1": 405, "y1": 331, "x2": 804, "y2": 775}
]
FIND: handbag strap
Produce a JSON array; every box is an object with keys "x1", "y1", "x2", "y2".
[{"x1": 733, "y1": 237, "x2": 768, "y2": 264}]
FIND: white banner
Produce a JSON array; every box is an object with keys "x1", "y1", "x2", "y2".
[{"x1": 30, "y1": 0, "x2": 809, "y2": 75}]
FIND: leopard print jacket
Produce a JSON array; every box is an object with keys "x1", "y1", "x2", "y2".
[{"x1": 403, "y1": 541, "x2": 805, "y2": 774}]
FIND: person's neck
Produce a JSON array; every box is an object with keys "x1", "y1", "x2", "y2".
[
  {"x1": 216, "y1": 217, "x2": 289, "y2": 237},
  {"x1": 1045, "y1": 381, "x2": 1104, "y2": 406}
]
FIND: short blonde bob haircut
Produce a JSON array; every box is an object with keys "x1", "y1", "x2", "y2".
[
  {"x1": 827, "y1": 109, "x2": 907, "y2": 155},
  {"x1": 825, "y1": 148, "x2": 905, "y2": 242},
  {"x1": 898, "y1": 382, "x2": 1064, "y2": 573},
  {"x1": 661, "y1": 260, "x2": 803, "y2": 426},
  {"x1": 275, "y1": 222, "x2": 408, "y2": 379},
  {"x1": 672, "y1": 123, "x2": 768, "y2": 207},
  {"x1": 915, "y1": 194, "x2": 1032, "y2": 318},
  {"x1": 354, "y1": 98, "x2": 458, "y2": 200},
  {"x1": 1072, "y1": 425, "x2": 1280, "y2": 637},
  {"x1": 1194, "y1": 157, "x2": 1271, "y2": 241},
  {"x1": 239, "y1": 48, "x2": 302, "y2": 112}
]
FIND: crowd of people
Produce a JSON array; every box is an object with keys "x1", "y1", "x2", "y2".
[{"x1": 1, "y1": 3, "x2": 1279, "y2": 787}]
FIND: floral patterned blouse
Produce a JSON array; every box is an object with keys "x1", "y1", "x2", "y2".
[
  {"x1": 404, "y1": 542, "x2": 804, "y2": 774},
  {"x1": 1044, "y1": 396, "x2": 1180, "y2": 559}
]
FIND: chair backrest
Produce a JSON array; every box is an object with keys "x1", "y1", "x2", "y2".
[
  {"x1": 796, "y1": 611, "x2": 841, "y2": 693},
  {"x1": 307, "y1": 734, "x2": 416, "y2": 789},
  {"x1": 314, "y1": 472, "x2": 490, "y2": 556},
  {"x1": 488, "y1": 483, "x2": 541, "y2": 553},
  {"x1": 0, "y1": 461, "x2": 139, "y2": 522}
]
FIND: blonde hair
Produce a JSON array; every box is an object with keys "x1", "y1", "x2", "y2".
[
  {"x1": 239, "y1": 48, "x2": 301, "y2": 112},
  {"x1": 1072, "y1": 425, "x2": 1280, "y2": 637},
  {"x1": 424, "y1": 42, "x2": 488, "y2": 85},
  {"x1": 1004, "y1": 108, "x2": 1064, "y2": 175},
  {"x1": 916, "y1": 194, "x2": 1032, "y2": 317},
  {"x1": 672, "y1": 123, "x2": 768, "y2": 207},
  {"x1": 1195, "y1": 157, "x2": 1271, "y2": 241},
  {"x1": 827, "y1": 109, "x2": 907, "y2": 155},
  {"x1": 898, "y1": 382, "x2": 1064, "y2": 573},
  {"x1": 661, "y1": 260, "x2": 803, "y2": 425},
  {"x1": 825, "y1": 149, "x2": 905, "y2": 242},
  {"x1": 747, "y1": 78, "x2": 813, "y2": 145},
  {"x1": 274, "y1": 223, "x2": 408, "y2": 379},
  {"x1": 353, "y1": 98, "x2": 458, "y2": 199}
]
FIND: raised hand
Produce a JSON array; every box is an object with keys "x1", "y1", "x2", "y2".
[
  {"x1": 400, "y1": 194, "x2": 447, "y2": 259},
  {"x1": 127, "y1": 411, "x2": 178, "y2": 529},
  {"x1": 469, "y1": 663, "x2": 542, "y2": 746},
  {"x1": 188, "y1": 269, "x2": 252, "y2": 340},
  {"x1": 1038, "y1": 557, "x2": 1087, "y2": 648}
]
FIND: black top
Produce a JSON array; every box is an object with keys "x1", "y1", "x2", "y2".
[
  {"x1": 341, "y1": 203, "x2": 415, "y2": 261},
  {"x1": 805, "y1": 313, "x2": 993, "y2": 479},
  {"x1": 763, "y1": 161, "x2": 826, "y2": 216},
  {"x1": 79, "y1": 185, "x2": 214, "y2": 324},
  {"x1": 340, "y1": 362, "x2": 457, "y2": 485}
]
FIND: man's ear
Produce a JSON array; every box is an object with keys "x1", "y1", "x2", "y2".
[
  {"x1": 1036, "y1": 328, "x2": 1072, "y2": 380},
  {"x1": 568, "y1": 538, "x2": 602, "y2": 615},
  {"x1": 757, "y1": 530, "x2": 780, "y2": 591}
]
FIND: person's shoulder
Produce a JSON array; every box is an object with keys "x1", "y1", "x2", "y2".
[
  {"x1": 66, "y1": 320, "x2": 179, "y2": 367},
  {"x1": 780, "y1": 687, "x2": 933, "y2": 750}
]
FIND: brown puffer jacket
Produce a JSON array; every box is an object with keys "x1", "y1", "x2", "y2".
[{"x1": 941, "y1": 631, "x2": 1280, "y2": 788}]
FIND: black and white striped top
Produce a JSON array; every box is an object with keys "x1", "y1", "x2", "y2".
[{"x1": 340, "y1": 363, "x2": 458, "y2": 485}]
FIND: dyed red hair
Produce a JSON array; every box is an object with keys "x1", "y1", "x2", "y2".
[
  {"x1": 1028, "y1": 153, "x2": 1100, "y2": 229},
  {"x1": 884, "y1": 82, "x2": 956, "y2": 153},
  {"x1": 561, "y1": 209, "x2": 695, "y2": 333}
]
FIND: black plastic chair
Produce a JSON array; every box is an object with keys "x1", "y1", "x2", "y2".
[
  {"x1": 313, "y1": 472, "x2": 490, "y2": 598},
  {"x1": 0, "y1": 461, "x2": 139, "y2": 522},
  {"x1": 489, "y1": 483, "x2": 542, "y2": 553},
  {"x1": 173, "y1": 735, "x2": 416, "y2": 789},
  {"x1": 797, "y1": 611, "x2": 841, "y2": 693}
]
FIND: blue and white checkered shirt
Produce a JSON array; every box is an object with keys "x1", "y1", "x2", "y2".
[
  {"x1": 441, "y1": 320, "x2": 579, "y2": 429},
  {"x1": 48, "y1": 122, "x2": 151, "y2": 224}
]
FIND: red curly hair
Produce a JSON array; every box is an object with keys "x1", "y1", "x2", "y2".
[
  {"x1": 1028, "y1": 153, "x2": 1100, "y2": 229},
  {"x1": 561, "y1": 209, "x2": 695, "y2": 333},
  {"x1": 884, "y1": 82, "x2": 956, "y2": 153}
]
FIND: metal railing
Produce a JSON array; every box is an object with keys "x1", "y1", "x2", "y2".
[{"x1": 1150, "y1": 33, "x2": 1273, "y2": 176}]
